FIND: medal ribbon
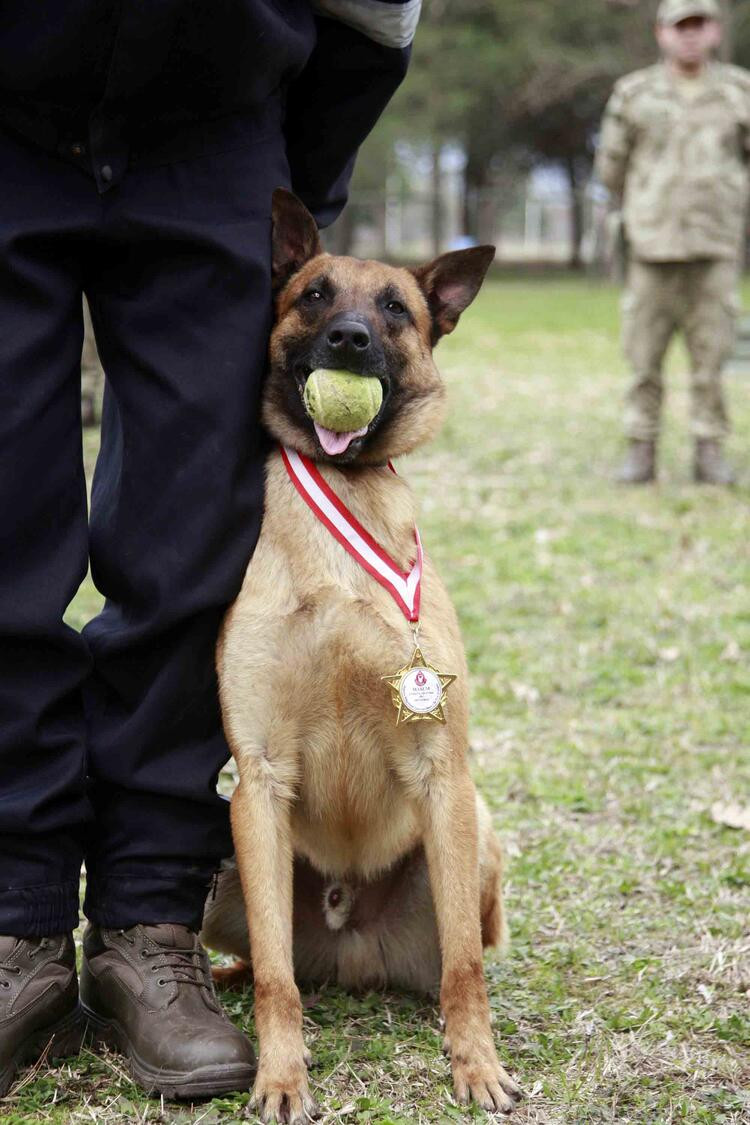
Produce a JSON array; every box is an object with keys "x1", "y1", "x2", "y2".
[{"x1": 280, "y1": 446, "x2": 423, "y2": 622}]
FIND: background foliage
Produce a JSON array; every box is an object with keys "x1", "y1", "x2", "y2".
[{"x1": 335, "y1": 0, "x2": 750, "y2": 263}]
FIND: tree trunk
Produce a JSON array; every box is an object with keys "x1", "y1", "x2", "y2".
[
  {"x1": 431, "y1": 142, "x2": 442, "y2": 257},
  {"x1": 565, "y1": 156, "x2": 584, "y2": 271},
  {"x1": 462, "y1": 147, "x2": 487, "y2": 241},
  {"x1": 462, "y1": 179, "x2": 477, "y2": 242},
  {"x1": 476, "y1": 189, "x2": 497, "y2": 247}
]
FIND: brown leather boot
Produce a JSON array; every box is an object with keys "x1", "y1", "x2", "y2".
[
  {"x1": 615, "y1": 439, "x2": 656, "y2": 484},
  {"x1": 80, "y1": 923, "x2": 256, "y2": 1099},
  {"x1": 0, "y1": 935, "x2": 82, "y2": 1098},
  {"x1": 694, "y1": 439, "x2": 736, "y2": 486}
]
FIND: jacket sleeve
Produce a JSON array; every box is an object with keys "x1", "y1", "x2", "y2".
[
  {"x1": 283, "y1": 1, "x2": 421, "y2": 228},
  {"x1": 595, "y1": 84, "x2": 633, "y2": 203}
]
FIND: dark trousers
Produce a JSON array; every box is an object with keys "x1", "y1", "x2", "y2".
[{"x1": 0, "y1": 110, "x2": 288, "y2": 935}]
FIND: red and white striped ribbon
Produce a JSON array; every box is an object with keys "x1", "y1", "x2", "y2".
[{"x1": 281, "y1": 446, "x2": 423, "y2": 622}]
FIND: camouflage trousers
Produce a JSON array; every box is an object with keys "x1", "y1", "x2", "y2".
[{"x1": 621, "y1": 258, "x2": 738, "y2": 441}]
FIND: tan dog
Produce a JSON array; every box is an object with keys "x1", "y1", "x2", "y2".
[{"x1": 201, "y1": 189, "x2": 521, "y2": 1122}]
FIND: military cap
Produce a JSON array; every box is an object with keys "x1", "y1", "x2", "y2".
[{"x1": 656, "y1": 0, "x2": 721, "y2": 25}]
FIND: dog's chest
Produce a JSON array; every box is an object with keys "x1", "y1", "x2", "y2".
[
  {"x1": 222, "y1": 453, "x2": 466, "y2": 874},
  {"x1": 265, "y1": 452, "x2": 421, "y2": 653},
  {"x1": 260, "y1": 525, "x2": 426, "y2": 871}
]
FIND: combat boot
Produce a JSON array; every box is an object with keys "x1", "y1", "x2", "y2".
[
  {"x1": 0, "y1": 934, "x2": 82, "y2": 1098},
  {"x1": 81, "y1": 923, "x2": 256, "y2": 1099},
  {"x1": 615, "y1": 439, "x2": 656, "y2": 484},
  {"x1": 694, "y1": 440, "x2": 736, "y2": 486}
]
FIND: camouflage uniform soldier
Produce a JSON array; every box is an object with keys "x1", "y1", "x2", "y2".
[{"x1": 596, "y1": 0, "x2": 748, "y2": 485}]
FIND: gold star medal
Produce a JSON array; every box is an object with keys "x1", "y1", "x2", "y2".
[
  {"x1": 280, "y1": 447, "x2": 457, "y2": 725},
  {"x1": 382, "y1": 630, "x2": 457, "y2": 725}
]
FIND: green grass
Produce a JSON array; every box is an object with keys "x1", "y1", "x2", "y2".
[{"x1": 10, "y1": 275, "x2": 750, "y2": 1123}]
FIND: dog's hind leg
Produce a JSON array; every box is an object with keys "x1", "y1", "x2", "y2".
[
  {"x1": 203, "y1": 795, "x2": 507, "y2": 1003},
  {"x1": 201, "y1": 860, "x2": 251, "y2": 962},
  {"x1": 330, "y1": 850, "x2": 441, "y2": 994},
  {"x1": 212, "y1": 959, "x2": 254, "y2": 991},
  {"x1": 476, "y1": 793, "x2": 508, "y2": 952},
  {"x1": 367, "y1": 796, "x2": 506, "y2": 994},
  {"x1": 202, "y1": 855, "x2": 341, "y2": 988},
  {"x1": 200, "y1": 861, "x2": 254, "y2": 991},
  {"x1": 324, "y1": 798, "x2": 505, "y2": 996}
]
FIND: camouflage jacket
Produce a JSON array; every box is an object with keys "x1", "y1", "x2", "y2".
[{"x1": 595, "y1": 62, "x2": 750, "y2": 261}]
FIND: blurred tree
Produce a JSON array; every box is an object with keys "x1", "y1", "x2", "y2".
[
  {"x1": 343, "y1": 0, "x2": 750, "y2": 262},
  {"x1": 361, "y1": 0, "x2": 655, "y2": 263},
  {"x1": 489, "y1": 1, "x2": 654, "y2": 266},
  {"x1": 729, "y1": 0, "x2": 750, "y2": 62}
]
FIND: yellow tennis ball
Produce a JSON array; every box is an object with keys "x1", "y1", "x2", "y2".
[{"x1": 303, "y1": 369, "x2": 383, "y2": 432}]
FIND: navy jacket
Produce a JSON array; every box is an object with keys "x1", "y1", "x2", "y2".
[{"x1": 0, "y1": 0, "x2": 420, "y2": 225}]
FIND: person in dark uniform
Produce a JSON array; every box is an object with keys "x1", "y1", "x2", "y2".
[{"x1": 0, "y1": 0, "x2": 420, "y2": 1099}]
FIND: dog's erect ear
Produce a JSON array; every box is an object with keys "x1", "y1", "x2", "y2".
[
  {"x1": 411, "y1": 245, "x2": 495, "y2": 344},
  {"x1": 271, "y1": 188, "x2": 322, "y2": 293}
]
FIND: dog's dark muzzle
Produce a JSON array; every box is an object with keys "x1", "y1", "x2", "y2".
[{"x1": 316, "y1": 313, "x2": 383, "y2": 373}]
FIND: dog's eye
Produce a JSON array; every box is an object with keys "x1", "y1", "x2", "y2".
[
  {"x1": 385, "y1": 300, "x2": 406, "y2": 316},
  {"x1": 303, "y1": 289, "x2": 324, "y2": 304}
]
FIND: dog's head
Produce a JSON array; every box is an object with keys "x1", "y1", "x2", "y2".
[{"x1": 263, "y1": 188, "x2": 494, "y2": 464}]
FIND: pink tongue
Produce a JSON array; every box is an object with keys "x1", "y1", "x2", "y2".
[{"x1": 314, "y1": 422, "x2": 368, "y2": 455}]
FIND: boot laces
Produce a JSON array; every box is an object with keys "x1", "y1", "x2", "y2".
[
  {"x1": 147, "y1": 944, "x2": 212, "y2": 990},
  {"x1": 0, "y1": 962, "x2": 21, "y2": 987},
  {"x1": 0, "y1": 938, "x2": 49, "y2": 986},
  {"x1": 119, "y1": 930, "x2": 214, "y2": 993}
]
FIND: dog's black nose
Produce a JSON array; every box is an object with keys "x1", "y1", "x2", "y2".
[{"x1": 326, "y1": 317, "x2": 371, "y2": 355}]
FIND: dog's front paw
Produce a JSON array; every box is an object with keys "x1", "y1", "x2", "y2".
[
  {"x1": 251, "y1": 1058, "x2": 320, "y2": 1124},
  {"x1": 446, "y1": 1038, "x2": 521, "y2": 1116}
]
